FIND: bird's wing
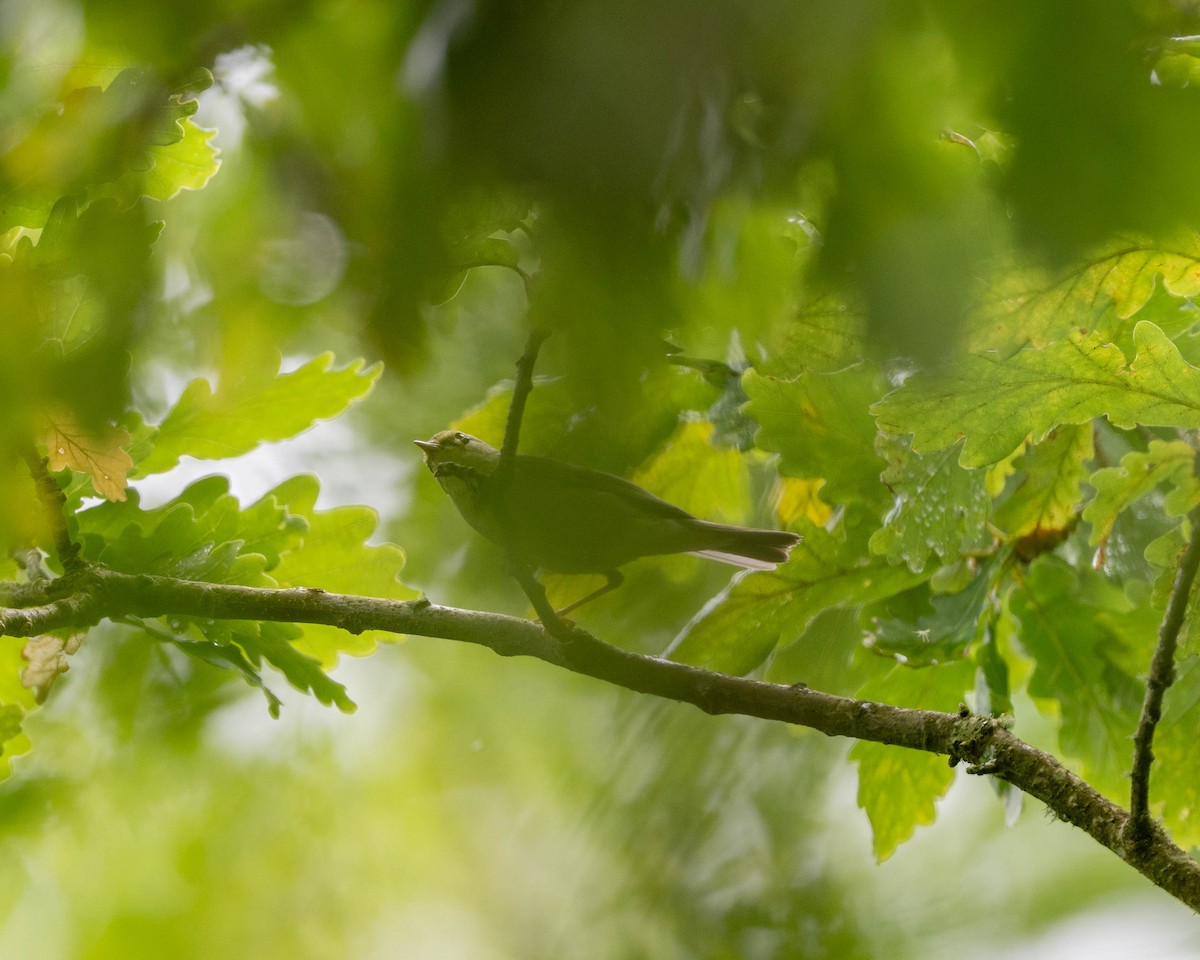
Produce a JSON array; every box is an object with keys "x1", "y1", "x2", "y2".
[{"x1": 515, "y1": 454, "x2": 699, "y2": 522}]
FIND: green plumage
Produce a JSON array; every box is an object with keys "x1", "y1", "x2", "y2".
[{"x1": 416, "y1": 431, "x2": 800, "y2": 577}]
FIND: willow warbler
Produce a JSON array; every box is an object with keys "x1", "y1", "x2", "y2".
[{"x1": 415, "y1": 430, "x2": 799, "y2": 609}]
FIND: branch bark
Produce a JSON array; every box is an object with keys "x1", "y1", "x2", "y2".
[{"x1": 2, "y1": 565, "x2": 1200, "y2": 909}]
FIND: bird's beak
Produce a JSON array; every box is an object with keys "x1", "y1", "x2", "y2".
[{"x1": 413, "y1": 440, "x2": 438, "y2": 453}]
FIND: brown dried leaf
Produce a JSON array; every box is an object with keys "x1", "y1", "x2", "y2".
[
  {"x1": 20, "y1": 633, "x2": 83, "y2": 702},
  {"x1": 41, "y1": 408, "x2": 133, "y2": 501}
]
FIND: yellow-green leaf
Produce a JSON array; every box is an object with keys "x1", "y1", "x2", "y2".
[
  {"x1": 875, "y1": 321, "x2": 1200, "y2": 468},
  {"x1": 630, "y1": 421, "x2": 750, "y2": 527},
  {"x1": 994, "y1": 424, "x2": 1093, "y2": 540},
  {"x1": 137, "y1": 354, "x2": 381, "y2": 476},
  {"x1": 139, "y1": 119, "x2": 220, "y2": 200},
  {"x1": 850, "y1": 660, "x2": 973, "y2": 860},
  {"x1": 1082, "y1": 440, "x2": 1197, "y2": 548}
]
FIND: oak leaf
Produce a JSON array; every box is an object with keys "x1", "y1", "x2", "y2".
[{"x1": 42, "y1": 409, "x2": 134, "y2": 501}]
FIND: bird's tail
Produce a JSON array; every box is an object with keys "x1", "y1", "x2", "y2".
[{"x1": 689, "y1": 523, "x2": 801, "y2": 570}]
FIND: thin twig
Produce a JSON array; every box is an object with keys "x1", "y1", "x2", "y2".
[
  {"x1": 495, "y1": 329, "x2": 567, "y2": 631},
  {"x1": 1129, "y1": 493, "x2": 1200, "y2": 841},
  {"x1": 499, "y1": 329, "x2": 547, "y2": 473},
  {"x1": 20, "y1": 443, "x2": 82, "y2": 572}
]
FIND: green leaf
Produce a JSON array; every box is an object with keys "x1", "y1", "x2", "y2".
[
  {"x1": 1008, "y1": 557, "x2": 1149, "y2": 797},
  {"x1": 630, "y1": 421, "x2": 751, "y2": 527},
  {"x1": 766, "y1": 295, "x2": 867, "y2": 374},
  {"x1": 78, "y1": 475, "x2": 295, "y2": 585},
  {"x1": 975, "y1": 617, "x2": 1014, "y2": 718},
  {"x1": 867, "y1": 565, "x2": 995, "y2": 666},
  {"x1": 40, "y1": 274, "x2": 106, "y2": 357},
  {"x1": 1082, "y1": 439, "x2": 1197, "y2": 548},
  {"x1": 234, "y1": 621, "x2": 355, "y2": 713},
  {"x1": 875, "y1": 321, "x2": 1200, "y2": 468},
  {"x1": 174, "y1": 639, "x2": 283, "y2": 717},
  {"x1": 970, "y1": 236, "x2": 1200, "y2": 353},
  {"x1": 17, "y1": 199, "x2": 162, "y2": 420},
  {"x1": 1142, "y1": 519, "x2": 1200, "y2": 652},
  {"x1": 745, "y1": 364, "x2": 887, "y2": 508},
  {"x1": 137, "y1": 619, "x2": 283, "y2": 718},
  {"x1": 137, "y1": 354, "x2": 382, "y2": 476},
  {"x1": 685, "y1": 200, "x2": 805, "y2": 350},
  {"x1": 84, "y1": 471, "x2": 411, "y2": 657},
  {"x1": 0, "y1": 702, "x2": 28, "y2": 781},
  {"x1": 764, "y1": 606, "x2": 872, "y2": 696},
  {"x1": 0, "y1": 68, "x2": 213, "y2": 230},
  {"x1": 442, "y1": 192, "x2": 530, "y2": 263},
  {"x1": 868, "y1": 435, "x2": 988, "y2": 572},
  {"x1": 77, "y1": 474, "x2": 368, "y2": 711},
  {"x1": 1156, "y1": 46, "x2": 1200, "y2": 87},
  {"x1": 850, "y1": 659, "x2": 973, "y2": 861},
  {"x1": 238, "y1": 482, "x2": 312, "y2": 570},
  {"x1": 116, "y1": 411, "x2": 158, "y2": 471},
  {"x1": 667, "y1": 352, "x2": 757, "y2": 451},
  {"x1": 1151, "y1": 656, "x2": 1200, "y2": 848},
  {"x1": 470, "y1": 236, "x2": 520, "y2": 269},
  {"x1": 125, "y1": 119, "x2": 220, "y2": 202},
  {"x1": 0, "y1": 636, "x2": 35, "y2": 783},
  {"x1": 994, "y1": 424, "x2": 1093, "y2": 540},
  {"x1": 104, "y1": 67, "x2": 201, "y2": 147},
  {"x1": 1083, "y1": 235, "x2": 1200, "y2": 318},
  {"x1": 1110, "y1": 290, "x2": 1200, "y2": 362},
  {"x1": 78, "y1": 477, "x2": 268, "y2": 582},
  {"x1": 670, "y1": 518, "x2": 928, "y2": 674},
  {"x1": 266, "y1": 475, "x2": 417, "y2": 659}
]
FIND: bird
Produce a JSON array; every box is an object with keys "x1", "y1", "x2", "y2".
[{"x1": 414, "y1": 430, "x2": 801, "y2": 614}]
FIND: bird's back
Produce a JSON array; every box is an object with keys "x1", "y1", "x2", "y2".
[{"x1": 491, "y1": 455, "x2": 786, "y2": 573}]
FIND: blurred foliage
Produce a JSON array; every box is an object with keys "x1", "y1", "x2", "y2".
[{"x1": 3, "y1": 0, "x2": 1200, "y2": 955}]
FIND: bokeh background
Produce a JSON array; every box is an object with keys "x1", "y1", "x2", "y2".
[{"x1": 3, "y1": 0, "x2": 1200, "y2": 956}]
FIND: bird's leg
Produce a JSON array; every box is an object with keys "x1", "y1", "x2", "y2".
[
  {"x1": 556, "y1": 570, "x2": 624, "y2": 617},
  {"x1": 505, "y1": 557, "x2": 570, "y2": 633}
]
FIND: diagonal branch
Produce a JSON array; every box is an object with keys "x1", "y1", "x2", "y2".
[
  {"x1": 1129, "y1": 496, "x2": 1200, "y2": 841},
  {"x1": 2, "y1": 565, "x2": 1200, "y2": 909},
  {"x1": 499, "y1": 329, "x2": 547, "y2": 473},
  {"x1": 494, "y1": 329, "x2": 573, "y2": 633}
]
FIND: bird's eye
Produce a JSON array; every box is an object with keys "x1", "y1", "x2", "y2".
[{"x1": 453, "y1": 432, "x2": 468, "y2": 444}]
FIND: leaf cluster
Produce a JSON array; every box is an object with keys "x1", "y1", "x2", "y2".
[
  {"x1": 689, "y1": 243, "x2": 1200, "y2": 857},
  {"x1": 0, "y1": 350, "x2": 395, "y2": 769}
]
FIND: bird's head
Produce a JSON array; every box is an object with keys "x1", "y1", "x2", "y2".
[{"x1": 413, "y1": 431, "x2": 503, "y2": 475}]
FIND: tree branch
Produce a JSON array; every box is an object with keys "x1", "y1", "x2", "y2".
[
  {"x1": 1129, "y1": 498, "x2": 1200, "y2": 841},
  {"x1": 20, "y1": 444, "x2": 82, "y2": 572},
  {"x1": 2, "y1": 565, "x2": 1200, "y2": 909}
]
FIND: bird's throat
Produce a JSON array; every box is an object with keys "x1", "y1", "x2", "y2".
[{"x1": 434, "y1": 464, "x2": 507, "y2": 546}]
